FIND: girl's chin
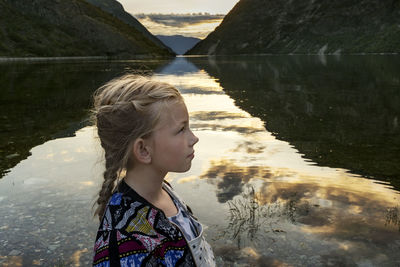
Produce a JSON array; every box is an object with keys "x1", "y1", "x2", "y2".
[{"x1": 172, "y1": 164, "x2": 192, "y2": 173}]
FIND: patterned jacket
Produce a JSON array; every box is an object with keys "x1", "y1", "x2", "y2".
[{"x1": 93, "y1": 180, "x2": 215, "y2": 267}]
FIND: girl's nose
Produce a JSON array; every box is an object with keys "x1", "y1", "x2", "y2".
[
  {"x1": 193, "y1": 134, "x2": 199, "y2": 146},
  {"x1": 190, "y1": 130, "x2": 199, "y2": 146}
]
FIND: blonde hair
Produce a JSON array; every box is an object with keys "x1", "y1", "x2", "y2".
[{"x1": 92, "y1": 74, "x2": 182, "y2": 220}]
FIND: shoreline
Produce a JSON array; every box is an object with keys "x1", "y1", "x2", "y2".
[
  {"x1": 2, "y1": 53, "x2": 398, "y2": 62},
  {"x1": 0, "y1": 56, "x2": 107, "y2": 62},
  {"x1": 182, "y1": 52, "x2": 400, "y2": 57},
  {"x1": 0, "y1": 54, "x2": 175, "y2": 62}
]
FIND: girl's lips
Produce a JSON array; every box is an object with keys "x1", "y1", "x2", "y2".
[{"x1": 188, "y1": 151, "x2": 195, "y2": 158}]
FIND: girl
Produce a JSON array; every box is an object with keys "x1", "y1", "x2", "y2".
[{"x1": 92, "y1": 74, "x2": 216, "y2": 267}]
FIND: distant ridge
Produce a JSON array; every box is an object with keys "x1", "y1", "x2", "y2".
[
  {"x1": 0, "y1": 0, "x2": 174, "y2": 58},
  {"x1": 187, "y1": 0, "x2": 400, "y2": 55},
  {"x1": 156, "y1": 35, "x2": 201, "y2": 55}
]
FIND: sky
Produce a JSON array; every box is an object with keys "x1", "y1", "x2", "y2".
[
  {"x1": 117, "y1": 0, "x2": 240, "y2": 15},
  {"x1": 134, "y1": 14, "x2": 225, "y2": 39},
  {"x1": 117, "y1": 0, "x2": 240, "y2": 38}
]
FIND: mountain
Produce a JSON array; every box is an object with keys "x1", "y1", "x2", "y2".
[
  {"x1": 156, "y1": 35, "x2": 201, "y2": 55},
  {"x1": 187, "y1": 0, "x2": 400, "y2": 55},
  {"x1": 0, "y1": 0, "x2": 174, "y2": 58},
  {"x1": 84, "y1": 0, "x2": 172, "y2": 53}
]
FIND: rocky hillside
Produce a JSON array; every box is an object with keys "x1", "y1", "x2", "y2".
[
  {"x1": 0, "y1": 0, "x2": 174, "y2": 58},
  {"x1": 84, "y1": 0, "x2": 171, "y2": 52},
  {"x1": 187, "y1": 0, "x2": 400, "y2": 55}
]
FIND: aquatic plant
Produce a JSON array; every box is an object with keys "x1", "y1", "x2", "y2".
[
  {"x1": 223, "y1": 185, "x2": 310, "y2": 248},
  {"x1": 385, "y1": 206, "x2": 400, "y2": 232}
]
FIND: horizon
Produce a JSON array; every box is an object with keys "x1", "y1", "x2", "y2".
[{"x1": 132, "y1": 12, "x2": 226, "y2": 16}]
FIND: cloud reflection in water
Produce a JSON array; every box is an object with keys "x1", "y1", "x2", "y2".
[
  {"x1": 1, "y1": 57, "x2": 399, "y2": 266},
  {"x1": 155, "y1": 57, "x2": 400, "y2": 266}
]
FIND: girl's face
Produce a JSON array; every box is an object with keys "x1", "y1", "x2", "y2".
[{"x1": 148, "y1": 100, "x2": 199, "y2": 174}]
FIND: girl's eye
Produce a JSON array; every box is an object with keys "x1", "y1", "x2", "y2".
[{"x1": 179, "y1": 126, "x2": 185, "y2": 133}]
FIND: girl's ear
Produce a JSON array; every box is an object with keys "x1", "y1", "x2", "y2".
[{"x1": 132, "y1": 138, "x2": 152, "y2": 164}]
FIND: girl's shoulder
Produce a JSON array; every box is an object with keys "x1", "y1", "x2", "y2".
[
  {"x1": 101, "y1": 180, "x2": 177, "y2": 234},
  {"x1": 96, "y1": 180, "x2": 187, "y2": 250},
  {"x1": 101, "y1": 181, "x2": 154, "y2": 229},
  {"x1": 94, "y1": 180, "x2": 197, "y2": 267}
]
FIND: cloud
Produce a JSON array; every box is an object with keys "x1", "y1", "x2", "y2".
[
  {"x1": 190, "y1": 111, "x2": 248, "y2": 120},
  {"x1": 119, "y1": 0, "x2": 240, "y2": 14},
  {"x1": 200, "y1": 159, "x2": 273, "y2": 202},
  {"x1": 135, "y1": 13, "x2": 225, "y2": 27},
  {"x1": 134, "y1": 14, "x2": 224, "y2": 38},
  {"x1": 191, "y1": 123, "x2": 265, "y2": 135}
]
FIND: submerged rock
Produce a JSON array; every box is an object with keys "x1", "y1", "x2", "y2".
[{"x1": 9, "y1": 249, "x2": 22, "y2": 256}]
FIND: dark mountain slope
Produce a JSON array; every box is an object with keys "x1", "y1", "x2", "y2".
[
  {"x1": 0, "y1": 0, "x2": 173, "y2": 58},
  {"x1": 187, "y1": 0, "x2": 400, "y2": 55},
  {"x1": 84, "y1": 0, "x2": 172, "y2": 52}
]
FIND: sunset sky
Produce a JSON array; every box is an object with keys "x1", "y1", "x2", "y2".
[
  {"x1": 117, "y1": 0, "x2": 240, "y2": 38},
  {"x1": 117, "y1": 0, "x2": 239, "y2": 14},
  {"x1": 134, "y1": 14, "x2": 225, "y2": 39}
]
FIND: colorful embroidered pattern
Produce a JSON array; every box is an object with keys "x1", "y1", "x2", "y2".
[
  {"x1": 126, "y1": 206, "x2": 156, "y2": 235},
  {"x1": 93, "y1": 181, "x2": 195, "y2": 267},
  {"x1": 109, "y1": 193, "x2": 122, "y2": 205}
]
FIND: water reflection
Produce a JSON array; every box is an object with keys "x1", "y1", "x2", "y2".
[
  {"x1": 200, "y1": 159, "x2": 273, "y2": 203},
  {"x1": 230, "y1": 142, "x2": 266, "y2": 156},
  {"x1": 1, "y1": 57, "x2": 400, "y2": 266},
  {"x1": 187, "y1": 55, "x2": 400, "y2": 189},
  {"x1": 0, "y1": 60, "x2": 167, "y2": 177},
  {"x1": 386, "y1": 206, "x2": 400, "y2": 232},
  {"x1": 200, "y1": 156, "x2": 400, "y2": 265},
  {"x1": 224, "y1": 185, "x2": 294, "y2": 246}
]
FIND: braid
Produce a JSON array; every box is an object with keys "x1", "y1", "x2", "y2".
[{"x1": 94, "y1": 149, "x2": 121, "y2": 220}]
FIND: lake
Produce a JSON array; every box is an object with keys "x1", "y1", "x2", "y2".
[{"x1": 0, "y1": 55, "x2": 399, "y2": 266}]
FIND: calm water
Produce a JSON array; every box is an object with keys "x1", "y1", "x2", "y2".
[{"x1": 0, "y1": 56, "x2": 399, "y2": 266}]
